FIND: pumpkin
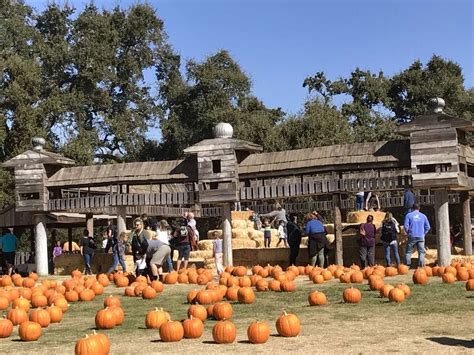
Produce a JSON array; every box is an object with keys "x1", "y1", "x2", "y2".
[
  {"x1": 442, "y1": 272, "x2": 456, "y2": 284},
  {"x1": 65, "y1": 290, "x2": 79, "y2": 302},
  {"x1": 133, "y1": 283, "x2": 148, "y2": 297},
  {"x1": 53, "y1": 298, "x2": 69, "y2": 313},
  {"x1": 19, "y1": 321, "x2": 42, "y2": 341},
  {"x1": 29, "y1": 308, "x2": 51, "y2": 328},
  {"x1": 159, "y1": 320, "x2": 184, "y2": 342},
  {"x1": 423, "y1": 266, "x2": 433, "y2": 277},
  {"x1": 226, "y1": 277, "x2": 239, "y2": 287},
  {"x1": 90, "y1": 330, "x2": 110, "y2": 354},
  {"x1": 75, "y1": 334, "x2": 104, "y2": 355},
  {"x1": 104, "y1": 295, "x2": 121, "y2": 308},
  {"x1": 237, "y1": 287, "x2": 255, "y2": 304},
  {"x1": 142, "y1": 287, "x2": 157, "y2": 300},
  {"x1": 308, "y1": 291, "x2": 327, "y2": 306},
  {"x1": 255, "y1": 279, "x2": 269, "y2": 292},
  {"x1": 187, "y1": 290, "x2": 198, "y2": 304},
  {"x1": 465, "y1": 279, "x2": 474, "y2": 291},
  {"x1": 79, "y1": 289, "x2": 95, "y2": 302},
  {"x1": 212, "y1": 320, "x2": 237, "y2": 344},
  {"x1": 47, "y1": 306, "x2": 63, "y2": 323},
  {"x1": 350, "y1": 271, "x2": 364, "y2": 284},
  {"x1": 187, "y1": 305, "x2": 207, "y2": 322},
  {"x1": 0, "y1": 276, "x2": 12, "y2": 287},
  {"x1": 225, "y1": 286, "x2": 239, "y2": 301},
  {"x1": 145, "y1": 308, "x2": 170, "y2": 329},
  {"x1": 0, "y1": 296, "x2": 9, "y2": 310},
  {"x1": 343, "y1": 287, "x2": 362, "y2": 303},
  {"x1": 71, "y1": 269, "x2": 82, "y2": 278},
  {"x1": 0, "y1": 318, "x2": 13, "y2": 338},
  {"x1": 22, "y1": 277, "x2": 36, "y2": 288},
  {"x1": 445, "y1": 266, "x2": 457, "y2": 276},
  {"x1": 321, "y1": 269, "x2": 333, "y2": 281},
  {"x1": 182, "y1": 316, "x2": 204, "y2": 339},
  {"x1": 379, "y1": 284, "x2": 394, "y2": 298},
  {"x1": 91, "y1": 283, "x2": 104, "y2": 295},
  {"x1": 177, "y1": 273, "x2": 189, "y2": 284},
  {"x1": 213, "y1": 302, "x2": 233, "y2": 320},
  {"x1": 395, "y1": 284, "x2": 411, "y2": 297},
  {"x1": 115, "y1": 277, "x2": 129, "y2": 288},
  {"x1": 95, "y1": 308, "x2": 116, "y2": 329},
  {"x1": 388, "y1": 287, "x2": 405, "y2": 303},
  {"x1": 164, "y1": 272, "x2": 178, "y2": 285},
  {"x1": 13, "y1": 276, "x2": 24, "y2": 287},
  {"x1": 8, "y1": 307, "x2": 28, "y2": 325},
  {"x1": 385, "y1": 267, "x2": 398, "y2": 277},
  {"x1": 19, "y1": 288, "x2": 33, "y2": 300},
  {"x1": 268, "y1": 280, "x2": 281, "y2": 292},
  {"x1": 195, "y1": 290, "x2": 213, "y2": 305},
  {"x1": 281, "y1": 280, "x2": 296, "y2": 292},
  {"x1": 257, "y1": 268, "x2": 269, "y2": 278},
  {"x1": 369, "y1": 277, "x2": 385, "y2": 291},
  {"x1": 250, "y1": 274, "x2": 262, "y2": 286},
  {"x1": 456, "y1": 268, "x2": 469, "y2": 281},
  {"x1": 275, "y1": 311, "x2": 300, "y2": 337},
  {"x1": 124, "y1": 286, "x2": 136, "y2": 297},
  {"x1": 412, "y1": 269, "x2": 428, "y2": 285},
  {"x1": 247, "y1": 321, "x2": 270, "y2": 344},
  {"x1": 31, "y1": 294, "x2": 48, "y2": 308},
  {"x1": 108, "y1": 306, "x2": 124, "y2": 326},
  {"x1": 233, "y1": 266, "x2": 247, "y2": 277},
  {"x1": 206, "y1": 305, "x2": 215, "y2": 319},
  {"x1": 12, "y1": 297, "x2": 30, "y2": 312},
  {"x1": 339, "y1": 273, "x2": 351, "y2": 283}
]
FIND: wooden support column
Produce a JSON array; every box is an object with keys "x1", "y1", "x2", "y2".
[
  {"x1": 332, "y1": 194, "x2": 343, "y2": 265},
  {"x1": 461, "y1": 191, "x2": 472, "y2": 256},
  {"x1": 222, "y1": 203, "x2": 233, "y2": 267},
  {"x1": 34, "y1": 214, "x2": 48, "y2": 276},
  {"x1": 68, "y1": 226, "x2": 73, "y2": 253},
  {"x1": 86, "y1": 213, "x2": 94, "y2": 236},
  {"x1": 435, "y1": 190, "x2": 451, "y2": 266},
  {"x1": 117, "y1": 206, "x2": 127, "y2": 238}
]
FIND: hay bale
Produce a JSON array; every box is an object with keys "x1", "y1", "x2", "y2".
[
  {"x1": 347, "y1": 211, "x2": 386, "y2": 227},
  {"x1": 326, "y1": 233, "x2": 335, "y2": 244},
  {"x1": 231, "y1": 211, "x2": 253, "y2": 221},
  {"x1": 232, "y1": 239, "x2": 257, "y2": 249},
  {"x1": 198, "y1": 240, "x2": 214, "y2": 251},
  {"x1": 248, "y1": 230, "x2": 264, "y2": 240},
  {"x1": 231, "y1": 219, "x2": 248, "y2": 229},
  {"x1": 232, "y1": 228, "x2": 249, "y2": 239},
  {"x1": 301, "y1": 237, "x2": 308, "y2": 246},
  {"x1": 190, "y1": 250, "x2": 213, "y2": 259},
  {"x1": 247, "y1": 221, "x2": 255, "y2": 229},
  {"x1": 254, "y1": 237, "x2": 265, "y2": 248},
  {"x1": 207, "y1": 230, "x2": 222, "y2": 239}
]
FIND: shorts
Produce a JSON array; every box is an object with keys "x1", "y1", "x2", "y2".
[
  {"x1": 264, "y1": 231, "x2": 271, "y2": 239},
  {"x1": 177, "y1": 245, "x2": 191, "y2": 260},
  {"x1": 3, "y1": 252, "x2": 15, "y2": 265},
  {"x1": 150, "y1": 245, "x2": 171, "y2": 265}
]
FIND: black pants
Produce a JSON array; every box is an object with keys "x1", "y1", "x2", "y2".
[
  {"x1": 288, "y1": 243, "x2": 300, "y2": 266},
  {"x1": 359, "y1": 245, "x2": 375, "y2": 268}
]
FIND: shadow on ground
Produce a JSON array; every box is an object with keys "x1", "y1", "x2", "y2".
[{"x1": 427, "y1": 337, "x2": 474, "y2": 348}]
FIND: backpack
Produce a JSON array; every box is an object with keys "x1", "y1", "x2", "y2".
[{"x1": 179, "y1": 226, "x2": 189, "y2": 238}]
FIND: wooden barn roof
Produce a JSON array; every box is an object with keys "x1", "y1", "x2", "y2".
[
  {"x1": 3, "y1": 150, "x2": 75, "y2": 168},
  {"x1": 47, "y1": 158, "x2": 196, "y2": 188},
  {"x1": 397, "y1": 113, "x2": 474, "y2": 135},
  {"x1": 237, "y1": 140, "x2": 411, "y2": 177}
]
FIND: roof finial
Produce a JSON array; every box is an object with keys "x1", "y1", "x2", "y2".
[
  {"x1": 213, "y1": 122, "x2": 233, "y2": 138},
  {"x1": 429, "y1": 97, "x2": 445, "y2": 113},
  {"x1": 31, "y1": 137, "x2": 46, "y2": 152}
]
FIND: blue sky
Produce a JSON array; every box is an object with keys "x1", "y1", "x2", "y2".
[{"x1": 26, "y1": 0, "x2": 473, "y2": 117}]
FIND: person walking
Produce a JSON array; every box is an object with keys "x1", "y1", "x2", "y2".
[
  {"x1": 213, "y1": 233, "x2": 224, "y2": 275},
  {"x1": 79, "y1": 229, "x2": 96, "y2": 275},
  {"x1": 358, "y1": 215, "x2": 376, "y2": 268},
  {"x1": 1, "y1": 229, "x2": 18, "y2": 276},
  {"x1": 156, "y1": 220, "x2": 174, "y2": 272},
  {"x1": 287, "y1": 214, "x2": 302, "y2": 266},
  {"x1": 404, "y1": 204, "x2": 430, "y2": 268},
  {"x1": 106, "y1": 232, "x2": 128, "y2": 273},
  {"x1": 380, "y1": 212, "x2": 401, "y2": 266},
  {"x1": 305, "y1": 212, "x2": 327, "y2": 268}
]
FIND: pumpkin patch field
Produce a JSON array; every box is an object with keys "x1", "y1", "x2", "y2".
[{"x1": 0, "y1": 263, "x2": 473, "y2": 354}]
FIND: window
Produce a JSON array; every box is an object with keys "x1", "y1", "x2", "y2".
[
  {"x1": 417, "y1": 163, "x2": 452, "y2": 173},
  {"x1": 19, "y1": 192, "x2": 40, "y2": 200},
  {"x1": 210, "y1": 182, "x2": 219, "y2": 190},
  {"x1": 212, "y1": 160, "x2": 221, "y2": 173}
]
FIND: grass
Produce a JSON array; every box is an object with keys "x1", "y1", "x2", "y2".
[{"x1": 1, "y1": 272, "x2": 473, "y2": 354}]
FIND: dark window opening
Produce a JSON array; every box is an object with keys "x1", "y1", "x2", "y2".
[
  {"x1": 210, "y1": 182, "x2": 219, "y2": 190},
  {"x1": 418, "y1": 163, "x2": 452, "y2": 173},
  {"x1": 212, "y1": 160, "x2": 221, "y2": 173},
  {"x1": 19, "y1": 192, "x2": 40, "y2": 200},
  {"x1": 460, "y1": 164, "x2": 466, "y2": 173},
  {"x1": 468, "y1": 164, "x2": 474, "y2": 178}
]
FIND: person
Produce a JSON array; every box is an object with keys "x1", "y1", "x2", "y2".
[
  {"x1": 380, "y1": 212, "x2": 401, "y2": 266},
  {"x1": 78, "y1": 229, "x2": 96, "y2": 275},
  {"x1": 172, "y1": 219, "x2": 195, "y2": 270},
  {"x1": 355, "y1": 191, "x2": 365, "y2": 211},
  {"x1": 145, "y1": 237, "x2": 171, "y2": 281},
  {"x1": 404, "y1": 204, "x2": 430, "y2": 268},
  {"x1": 262, "y1": 218, "x2": 272, "y2": 248},
  {"x1": 52, "y1": 241, "x2": 62, "y2": 262},
  {"x1": 403, "y1": 188, "x2": 416, "y2": 214},
  {"x1": 260, "y1": 203, "x2": 287, "y2": 228},
  {"x1": 305, "y1": 212, "x2": 327, "y2": 268},
  {"x1": 131, "y1": 218, "x2": 148, "y2": 264},
  {"x1": 62, "y1": 241, "x2": 81, "y2": 253},
  {"x1": 106, "y1": 232, "x2": 128, "y2": 273},
  {"x1": 186, "y1": 212, "x2": 200, "y2": 243},
  {"x1": 250, "y1": 212, "x2": 262, "y2": 231},
  {"x1": 365, "y1": 191, "x2": 381, "y2": 211},
  {"x1": 156, "y1": 220, "x2": 173, "y2": 272},
  {"x1": 276, "y1": 220, "x2": 289, "y2": 247},
  {"x1": 358, "y1": 215, "x2": 376, "y2": 268},
  {"x1": 101, "y1": 230, "x2": 109, "y2": 251},
  {"x1": 213, "y1": 232, "x2": 224, "y2": 274},
  {"x1": 287, "y1": 214, "x2": 302, "y2": 266},
  {"x1": 1, "y1": 228, "x2": 18, "y2": 276}
]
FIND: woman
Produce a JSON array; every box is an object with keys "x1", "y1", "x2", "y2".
[
  {"x1": 305, "y1": 212, "x2": 327, "y2": 268},
  {"x1": 358, "y1": 215, "x2": 376, "y2": 268},
  {"x1": 172, "y1": 219, "x2": 195, "y2": 270},
  {"x1": 156, "y1": 220, "x2": 174, "y2": 272},
  {"x1": 78, "y1": 229, "x2": 96, "y2": 275},
  {"x1": 145, "y1": 237, "x2": 171, "y2": 281},
  {"x1": 380, "y1": 212, "x2": 400, "y2": 266},
  {"x1": 106, "y1": 232, "x2": 128, "y2": 273}
]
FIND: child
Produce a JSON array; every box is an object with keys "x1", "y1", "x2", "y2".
[
  {"x1": 276, "y1": 220, "x2": 289, "y2": 248},
  {"x1": 52, "y1": 241, "x2": 62, "y2": 261},
  {"x1": 263, "y1": 218, "x2": 272, "y2": 248},
  {"x1": 212, "y1": 232, "x2": 224, "y2": 275},
  {"x1": 135, "y1": 256, "x2": 148, "y2": 277}
]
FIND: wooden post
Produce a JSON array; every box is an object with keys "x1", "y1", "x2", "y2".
[
  {"x1": 117, "y1": 206, "x2": 127, "y2": 238},
  {"x1": 86, "y1": 213, "x2": 94, "y2": 237},
  {"x1": 68, "y1": 226, "x2": 73, "y2": 253},
  {"x1": 222, "y1": 203, "x2": 233, "y2": 267},
  {"x1": 461, "y1": 191, "x2": 472, "y2": 256},
  {"x1": 435, "y1": 190, "x2": 451, "y2": 266},
  {"x1": 332, "y1": 194, "x2": 343, "y2": 265},
  {"x1": 34, "y1": 214, "x2": 48, "y2": 276}
]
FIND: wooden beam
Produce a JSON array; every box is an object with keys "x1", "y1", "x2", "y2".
[
  {"x1": 222, "y1": 203, "x2": 233, "y2": 266},
  {"x1": 435, "y1": 190, "x2": 451, "y2": 266},
  {"x1": 332, "y1": 194, "x2": 343, "y2": 265},
  {"x1": 461, "y1": 191, "x2": 472, "y2": 256}
]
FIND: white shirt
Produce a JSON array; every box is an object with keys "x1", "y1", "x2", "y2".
[{"x1": 156, "y1": 230, "x2": 170, "y2": 245}]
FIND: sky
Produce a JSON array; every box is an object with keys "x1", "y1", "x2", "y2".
[{"x1": 25, "y1": 0, "x2": 473, "y2": 118}]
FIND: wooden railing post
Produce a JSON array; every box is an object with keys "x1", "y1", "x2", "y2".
[{"x1": 332, "y1": 194, "x2": 343, "y2": 265}]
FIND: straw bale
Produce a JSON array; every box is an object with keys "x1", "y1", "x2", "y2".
[
  {"x1": 190, "y1": 250, "x2": 213, "y2": 259},
  {"x1": 248, "y1": 230, "x2": 264, "y2": 240},
  {"x1": 232, "y1": 228, "x2": 249, "y2": 239},
  {"x1": 232, "y1": 239, "x2": 257, "y2": 249},
  {"x1": 198, "y1": 240, "x2": 214, "y2": 251},
  {"x1": 231, "y1": 219, "x2": 248, "y2": 229},
  {"x1": 231, "y1": 211, "x2": 253, "y2": 221}
]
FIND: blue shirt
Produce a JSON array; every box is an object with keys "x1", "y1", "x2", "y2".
[
  {"x1": 403, "y1": 189, "x2": 416, "y2": 209},
  {"x1": 305, "y1": 220, "x2": 325, "y2": 235},
  {"x1": 1, "y1": 233, "x2": 18, "y2": 252},
  {"x1": 404, "y1": 211, "x2": 430, "y2": 239},
  {"x1": 213, "y1": 239, "x2": 223, "y2": 253}
]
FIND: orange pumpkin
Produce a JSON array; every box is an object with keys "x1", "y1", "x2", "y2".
[
  {"x1": 195, "y1": 290, "x2": 213, "y2": 305},
  {"x1": 182, "y1": 316, "x2": 204, "y2": 339},
  {"x1": 388, "y1": 287, "x2": 405, "y2": 303},
  {"x1": 281, "y1": 280, "x2": 296, "y2": 292},
  {"x1": 115, "y1": 277, "x2": 129, "y2": 288},
  {"x1": 79, "y1": 288, "x2": 95, "y2": 302},
  {"x1": 350, "y1": 271, "x2": 364, "y2": 284},
  {"x1": 91, "y1": 283, "x2": 104, "y2": 295},
  {"x1": 385, "y1": 267, "x2": 398, "y2": 277},
  {"x1": 187, "y1": 305, "x2": 207, "y2": 322},
  {"x1": 275, "y1": 311, "x2": 300, "y2": 337},
  {"x1": 12, "y1": 297, "x2": 30, "y2": 312},
  {"x1": 18, "y1": 321, "x2": 42, "y2": 341},
  {"x1": 380, "y1": 284, "x2": 394, "y2": 298},
  {"x1": 247, "y1": 321, "x2": 270, "y2": 344},
  {"x1": 255, "y1": 279, "x2": 269, "y2": 292},
  {"x1": 142, "y1": 287, "x2": 157, "y2": 300},
  {"x1": 308, "y1": 291, "x2": 327, "y2": 306},
  {"x1": 412, "y1": 269, "x2": 428, "y2": 285},
  {"x1": 225, "y1": 286, "x2": 239, "y2": 301},
  {"x1": 53, "y1": 298, "x2": 69, "y2": 313},
  {"x1": 75, "y1": 334, "x2": 104, "y2": 355},
  {"x1": 465, "y1": 279, "x2": 474, "y2": 291},
  {"x1": 29, "y1": 308, "x2": 51, "y2": 328},
  {"x1": 395, "y1": 284, "x2": 411, "y2": 297},
  {"x1": 0, "y1": 318, "x2": 13, "y2": 338},
  {"x1": 109, "y1": 306, "x2": 124, "y2": 326},
  {"x1": 104, "y1": 295, "x2": 121, "y2": 308},
  {"x1": 164, "y1": 272, "x2": 178, "y2": 285},
  {"x1": 95, "y1": 308, "x2": 116, "y2": 329},
  {"x1": 145, "y1": 307, "x2": 170, "y2": 329},
  {"x1": 65, "y1": 290, "x2": 79, "y2": 302},
  {"x1": 213, "y1": 302, "x2": 233, "y2": 320},
  {"x1": 237, "y1": 287, "x2": 255, "y2": 304},
  {"x1": 268, "y1": 280, "x2": 281, "y2": 292},
  {"x1": 212, "y1": 320, "x2": 237, "y2": 344},
  {"x1": 343, "y1": 287, "x2": 362, "y2": 303},
  {"x1": 442, "y1": 272, "x2": 456, "y2": 284},
  {"x1": 159, "y1": 321, "x2": 184, "y2": 342},
  {"x1": 31, "y1": 295, "x2": 48, "y2": 308},
  {"x1": 0, "y1": 296, "x2": 9, "y2": 310},
  {"x1": 47, "y1": 306, "x2": 63, "y2": 323},
  {"x1": 8, "y1": 307, "x2": 28, "y2": 325}
]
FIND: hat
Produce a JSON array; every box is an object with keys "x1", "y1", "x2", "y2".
[
  {"x1": 159, "y1": 219, "x2": 169, "y2": 228},
  {"x1": 274, "y1": 202, "x2": 282, "y2": 209}
]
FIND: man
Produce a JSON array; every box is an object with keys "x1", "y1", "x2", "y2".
[
  {"x1": 131, "y1": 218, "x2": 148, "y2": 264},
  {"x1": 287, "y1": 214, "x2": 302, "y2": 266},
  {"x1": 172, "y1": 219, "x2": 195, "y2": 271},
  {"x1": 355, "y1": 191, "x2": 365, "y2": 211},
  {"x1": 403, "y1": 188, "x2": 416, "y2": 214},
  {"x1": 260, "y1": 203, "x2": 287, "y2": 227},
  {"x1": 78, "y1": 229, "x2": 95, "y2": 275},
  {"x1": 1, "y1": 228, "x2": 18, "y2": 276},
  {"x1": 404, "y1": 204, "x2": 430, "y2": 268}
]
